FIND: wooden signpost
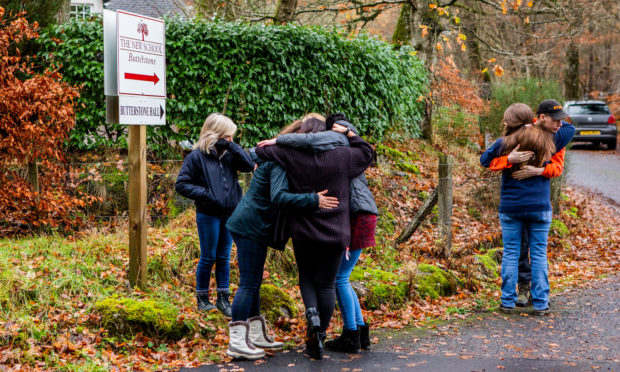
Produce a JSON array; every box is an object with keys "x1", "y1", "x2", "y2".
[{"x1": 104, "y1": 10, "x2": 166, "y2": 289}]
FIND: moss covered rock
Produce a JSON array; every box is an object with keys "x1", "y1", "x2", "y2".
[
  {"x1": 259, "y1": 284, "x2": 298, "y2": 324},
  {"x1": 350, "y1": 267, "x2": 410, "y2": 310},
  {"x1": 414, "y1": 264, "x2": 457, "y2": 300},
  {"x1": 375, "y1": 144, "x2": 420, "y2": 174},
  {"x1": 550, "y1": 219, "x2": 569, "y2": 237},
  {"x1": 93, "y1": 295, "x2": 193, "y2": 340}
]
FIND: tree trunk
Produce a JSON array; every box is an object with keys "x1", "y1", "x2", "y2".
[
  {"x1": 564, "y1": 41, "x2": 580, "y2": 100},
  {"x1": 274, "y1": 0, "x2": 298, "y2": 24},
  {"x1": 392, "y1": 0, "x2": 441, "y2": 141}
]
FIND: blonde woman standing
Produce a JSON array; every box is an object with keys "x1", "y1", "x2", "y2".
[{"x1": 175, "y1": 113, "x2": 254, "y2": 317}]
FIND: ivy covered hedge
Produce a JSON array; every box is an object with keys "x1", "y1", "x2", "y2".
[{"x1": 37, "y1": 17, "x2": 428, "y2": 153}]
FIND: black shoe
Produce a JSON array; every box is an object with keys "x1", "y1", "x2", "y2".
[
  {"x1": 325, "y1": 328, "x2": 361, "y2": 353},
  {"x1": 305, "y1": 308, "x2": 323, "y2": 360},
  {"x1": 499, "y1": 305, "x2": 515, "y2": 314},
  {"x1": 359, "y1": 322, "x2": 370, "y2": 350},
  {"x1": 532, "y1": 307, "x2": 550, "y2": 316},
  {"x1": 197, "y1": 292, "x2": 216, "y2": 312},
  {"x1": 216, "y1": 291, "x2": 232, "y2": 318}
]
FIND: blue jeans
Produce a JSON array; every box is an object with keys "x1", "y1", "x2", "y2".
[
  {"x1": 518, "y1": 229, "x2": 532, "y2": 286},
  {"x1": 195, "y1": 212, "x2": 232, "y2": 293},
  {"x1": 335, "y1": 249, "x2": 365, "y2": 331},
  {"x1": 499, "y1": 211, "x2": 552, "y2": 310},
  {"x1": 230, "y1": 235, "x2": 267, "y2": 321}
]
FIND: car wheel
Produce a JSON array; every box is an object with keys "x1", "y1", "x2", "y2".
[{"x1": 607, "y1": 140, "x2": 617, "y2": 150}]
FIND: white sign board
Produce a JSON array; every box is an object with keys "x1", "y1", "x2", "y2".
[
  {"x1": 117, "y1": 11, "x2": 166, "y2": 98},
  {"x1": 104, "y1": 10, "x2": 166, "y2": 125},
  {"x1": 119, "y1": 96, "x2": 166, "y2": 125}
]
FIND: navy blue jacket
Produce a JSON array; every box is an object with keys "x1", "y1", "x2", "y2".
[
  {"x1": 480, "y1": 122, "x2": 575, "y2": 213},
  {"x1": 175, "y1": 143, "x2": 254, "y2": 217},
  {"x1": 226, "y1": 153, "x2": 318, "y2": 248}
]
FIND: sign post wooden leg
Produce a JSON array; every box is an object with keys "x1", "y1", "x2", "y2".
[{"x1": 128, "y1": 124, "x2": 147, "y2": 289}]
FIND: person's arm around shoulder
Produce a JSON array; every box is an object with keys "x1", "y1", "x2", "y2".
[
  {"x1": 275, "y1": 131, "x2": 348, "y2": 152},
  {"x1": 331, "y1": 124, "x2": 373, "y2": 178},
  {"x1": 270, "y1": 164, "x2": 339, "y2": 210},
  {"x1": 554, "y1": 121, "x2": 576, "y2": 151}
]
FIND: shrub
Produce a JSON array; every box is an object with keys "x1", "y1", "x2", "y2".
[
  {"x1": 0, "y1": 10, "x2": 91, "y2": 236},
  {"x1": 37, "y1": 17, "x2": 428, "y2": 153},
  {"x1": 480, "y1": 78, "x2": 564, "y2": 137}
]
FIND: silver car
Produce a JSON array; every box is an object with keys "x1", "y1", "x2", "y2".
[{"x1": 565, "y1": 100, "x2": 617, "y2": 150}]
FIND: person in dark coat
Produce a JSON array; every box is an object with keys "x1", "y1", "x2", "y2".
[
  {"x1": 224, "y1": 121, "x2": 340, "y2": 361},
  {"x1": 259, "y1": 113, "x2": 377, "y2": 353},
  {"x1": 254, "y1": 118, "x2": 373, "y2": 360},
  {"x1": 175, "y1": 113, "x2": 254, "y2": 317}
]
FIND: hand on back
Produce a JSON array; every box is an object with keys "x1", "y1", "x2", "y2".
[{"x1": 507, "y1": 144, "x2": 534, "y2": 164}]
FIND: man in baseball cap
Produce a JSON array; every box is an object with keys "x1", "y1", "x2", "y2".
[{"x1": 536, "y1": 99, "x2": 569, "y2": 121}]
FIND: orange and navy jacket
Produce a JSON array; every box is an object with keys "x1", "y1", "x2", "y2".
[{"x1": 488, "y1": 148, "x2": 565, "y2": 178}]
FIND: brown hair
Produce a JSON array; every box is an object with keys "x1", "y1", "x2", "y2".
[
  {"x1": 299, "y1": 118, "x2": 326, "y2": 134},
  {"x1": 278, "y1": 119, "x2": 302, "y2": 136},
  {"x1": 501, "y1": 103, "x2": 555, "y2": 168}
]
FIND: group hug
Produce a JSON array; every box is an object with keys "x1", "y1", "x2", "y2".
[{"x1": 174, "y1": 99, "x2": 574, "y2": 361}]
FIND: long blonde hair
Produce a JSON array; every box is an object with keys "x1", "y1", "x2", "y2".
[{"x1": 193, "y1": 113, "x2": 237, "y2": 153}]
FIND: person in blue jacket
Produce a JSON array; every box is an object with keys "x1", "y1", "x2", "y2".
[
  {"x1": 175, "y1": 113, "x2": 254, "y2": 317},
  {"x1": 259, "y1": 113, "x2": 377, "y2": 353},
  {"x1": 224, "y1": 120, "x2": 340, "y2": 360},
  {"x1": 480, "y1": 102, "x2": 574, "y2": 316}
]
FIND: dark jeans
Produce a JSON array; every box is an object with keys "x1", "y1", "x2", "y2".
[
  {"x1": 230, "y1": 235, "x2": 268, "y2": 321},
  {"x1": 518, "y1": 225, "x2": 532, "y2": 286},
  {"x1": 293, "y1": 239, "x2": 344, "y2": 333},
  {"x1": 195, "y1": 212, "x2": 233, "y2": 293}
]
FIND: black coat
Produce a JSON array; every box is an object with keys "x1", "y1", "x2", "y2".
[{"x1": 175, "y1": 143, "x2": 254, "y2": 217}]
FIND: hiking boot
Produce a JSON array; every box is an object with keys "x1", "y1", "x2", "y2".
[
  {"x1": 216, "y1": 290, "x2": 232, "y2": 318},
  {"x1": 516, "y1": 284, "x2": 532, "y2": 307},
  {"x1": 197, "y1": 292, "x2": 216, "y2": 312},
  {"x1": 359, "y1": 322, "x2": 371, "y2": 350},
  {"x1": 532, "y1": 307, "x2": 550, "y2": 316},
  {"x1": 499, "y1": 304, "x2": 515, "y2": 314},
  {"x1": 325, "y1": 328, "x2": 361, "y2": 353}
]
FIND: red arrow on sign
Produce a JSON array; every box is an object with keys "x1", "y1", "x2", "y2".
[{"x1": 124, "y1": 72, "x2": 160, "y2": 85}]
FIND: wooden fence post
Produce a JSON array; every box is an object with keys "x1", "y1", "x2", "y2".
[
  {"x1": 27, "y1": 162, "x2": 39, "y2": 202},
  {"x1": 128, "y1": 125, "x2": 147, "y2": 289},
  {"x1": 550, "y1": 172, "x2": 564, "y2": 214},
  {"x1": 438, "y1": 153, "x2": 453, "y2": 258}
]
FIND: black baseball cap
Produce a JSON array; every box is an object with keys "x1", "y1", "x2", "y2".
[{"x1": 536, "y1": 99, "x2": 568, "y2": 120}]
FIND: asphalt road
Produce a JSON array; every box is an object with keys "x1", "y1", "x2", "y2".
[
  {"x1": 185, "y1": 275, "x2": 620, "y2": 372},
  {"x1": 565, "y1": 143, "x2": 620, "y2": 206}
]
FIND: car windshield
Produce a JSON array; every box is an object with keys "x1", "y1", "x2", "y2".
[{"x1": 566, "y1": 104, "x2": 611, "y2": 115}]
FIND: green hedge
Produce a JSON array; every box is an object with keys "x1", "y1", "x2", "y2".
[
  {"x1": 37, "y1": 17, "x2": 428, "y2": 154},
  {"x1": 480, "y1": 78, "x2": 564, "y2": 137}
]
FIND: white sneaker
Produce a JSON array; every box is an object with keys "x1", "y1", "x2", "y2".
[
  {"x1": 248, "y1": 315, "x2": 284, "y2": 350},
  {"x1": 227, "y1": 321, "x2": 266, "y2": 360}
]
